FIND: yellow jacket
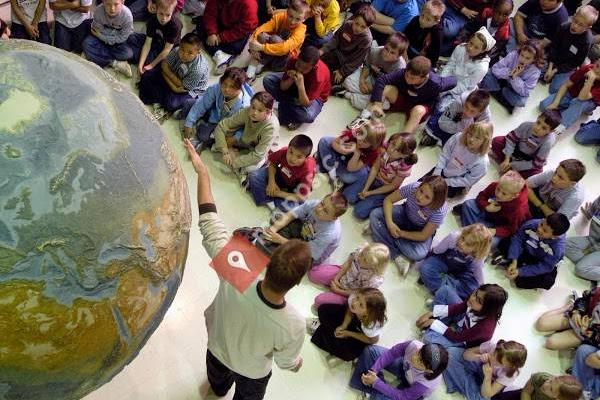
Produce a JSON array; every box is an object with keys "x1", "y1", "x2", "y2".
[
  {"x1": 306, "y1": 0, "x2": 341, "y2": 37},
  {"x1": 252, "y1": 11, "x2": 307, "y2": 57}
]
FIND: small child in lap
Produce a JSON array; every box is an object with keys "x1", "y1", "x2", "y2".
[
  {"x1": 182, "y1": 67, "x2": 253, "y2": 149},
  {"x1": 426, "y1": 122, "x2": 492, "y2": 198},
  {"x1": 340, "y1": 32, "x2": 407, "y2": 110},
  {"x1": 213, "y1": 91, "x2": 280, "y2": 178},
  {"x1": 420, "y1": 89, "x2": 491, "y2": 147},
  {"x1": 10, "y1": 0, "x2": 51, "y2": 43},
  {"x1": 317, "y1": 120, "x2": 385, "y2": 191},
  {"x1": 247, "y1": 134, "x2": 316, "y2": 212},
  {"x1": 50, "y1": 0, "x2": 92, "y2": 53},
  {"x1": 419, "y1": 224, "x2": 492, "y2": 302},
  {"x1": 444, "y1": 340, "x2": 527, "y2": 400},
  {"x1": 345, "y1": 133, "x2": 418, "y2": 220},
  {"x1": 308, "y1": 288, "x2": 387, "y2": 361},
  {"x1": 457, "y1": 170, "x2": 531, "y2": 248},
  {"x1": 369, "y1": 176, "x2": 449, "y2": 276},
  {"x1": 491, "y1": 110, "x2": 560, "y2": 179},
  {"x1": 416, "y1": 283, "x2": 508, "y2": 349},
  {"x1": 309, "y1": 243, "x2": 389, "y2": 308},
  {"x1": 83, "y1": 0, "x2": 134, "y2": 75},
  {"x1": 404, "y1": 0, "x2": 445, "y2": 65},
  {"x1": 527, "y1": 159, "x2": 586, "y2": 220},
  {"x1": 263, "y1": 192, "x2": 348, "y2": 265}
]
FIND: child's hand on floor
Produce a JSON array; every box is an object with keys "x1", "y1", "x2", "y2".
[{"x1": 361, "y1": 370, "x2": 378, "y2": 386}]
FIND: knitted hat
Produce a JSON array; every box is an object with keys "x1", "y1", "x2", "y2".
[{"x1": 475, "y1": 26, "x2": 496, "y2": 51}]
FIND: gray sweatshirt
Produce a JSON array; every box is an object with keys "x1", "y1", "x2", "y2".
[
  {"x1": 433, "y1": 132, "x2": 488, "y2": 188},
  {"x1": 91, "y1": 4, "x2": 133, "y2": 45}
]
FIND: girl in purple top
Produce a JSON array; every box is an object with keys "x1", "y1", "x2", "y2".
[
  {"x1": 350, "y1": 340, "x2": 448, "y2": 400},
  {"x1": 480, "y1": 41, "x2": 544, "y2": 113},
  {"x1": 369, "y1": 176, "x2": 449, "y2": 276}
]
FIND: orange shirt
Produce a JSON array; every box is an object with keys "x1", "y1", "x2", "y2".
[{"x1": 252, "y1": 10, "x2": 306, "y2": 57}]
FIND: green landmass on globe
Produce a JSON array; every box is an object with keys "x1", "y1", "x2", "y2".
[{"x1": 0, "y1": 40, "x2": 191, "y2": 400}]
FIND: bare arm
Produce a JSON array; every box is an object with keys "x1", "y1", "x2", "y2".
[
  {"x1": 148, "y1": 43, "x2": 174, "y2": 68},
  {"x1": 370, "y1": 23, "x2": 396, "y2": 35},
  {"x1": 373, "y1": 9, "x2": 394, "y2": 25},
  {"x1": 397, "y1": 221, "x2": 438, "y2": 242},
  {"x1": 361, "y1": 156, "x2": 381, "y2": 192},
  {"x1": 161, "y1": 60, "x2": 186, "y2": 93},
  {"x1": 32, "y1": 0, "x2": 47, "y2": 25},
  {"x1": 10, "y1": 0, "x2": 31, "y2": 25},
  {"x1": 587, "y1": 352, "x2": 600, "y2": 369}
]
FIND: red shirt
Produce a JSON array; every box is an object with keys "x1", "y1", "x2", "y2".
[
  {"x1": 202, "y1": 0, "x2": 258, "y2": 43},
  {"x1": 268, "y1": 147, "x2": 317, "y2": 196},
  {"x1": 284, "y1": 58, "x2": 332, "y2": 103},
  {"x1": 568, "y1": 64, "x2": 600, "y2": 104},
  {"x1": 475, "y1": 182, "x2": 531, "y2": 238},
  {"x1": 340, "y1": 130, "x2": 381, "y2": 167}
]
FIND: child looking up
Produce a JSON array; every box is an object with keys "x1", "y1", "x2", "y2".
[
  {"x1": 428, "y1": 122, "x2": 492, "y2": 198},
  {"x1": 304, "y1": 0, "x2": 341, "y2": 48},
  {"x1": 247, "y1": 134, "x2": 317, "y2": 212},
  {"x1": 213, "y1": 91, "x2": 280, "y2": 176},
  {"x1": 480, "y1": 41, "x2": 544, "y2": 113},
  {"x1": 350, "y1": 341, "x2": 448, "y2": 399},
  {"x1": 340, "y1": 32, "x2": 407, "y2": 110},
  {"x1": 345, "y1": 133, "x2": 418, "y2": 220},
  {"x1": 308, "y1": 288, "x2": 387, "y2": 361},
  {"x1": 527, "y1": 159, "x2": 586, "y2": 219},
  {"x1": 510, "y1": 0, "x2": 568, "y2": 52},
  {"x1": 416, "y1": 283, "x2": 508, "y2": 348},
  {"x1": 490, "y1": 110, "x2": 560, "y2": 178},
  {"x1": 183, "y1": 67, "x2": 253, "y2": 150},
  {"x1": 319, "y1": 4, "x2": 375, "y2": 86},
  {"x1": 369, "y1": 176, "x2": 449, "y2": 276},
  {"x1": 444, "y1": 340, "x2": 528, "y2": 399},
  {"x1": 83, "y1": 0, "x2": 134, "y2": 76},
  {"x1": 139, "y1": 33, "x2": 209, "y2": 118},
  {"x1": 420, "y1": 89, "x2": 491, "y2": 147},
  {"x1": 309, "y1": 243, "x2": 389, "y2": 307},
  {"x1": 457, "y1": 170, "x2": 531, "y2": 248},
  {"x1": 10, "y1": 0, "x2": 51, "y2": 43},
  {"x1": 404, "y1": 0, "x2": 445, "y2": 65},
  {"x1": 419, "y1": 224, "x2": 492, "y2": 302},
  {"x1": 49, "y1": 0, "x2": 92, "y2": 52}
]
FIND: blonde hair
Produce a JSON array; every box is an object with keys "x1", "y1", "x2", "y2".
[
  {"x1": 355, "y1": 119, "x2": 386, "y2": 149},
  {"x1": 498, "y1": 170, "x2": 525, "y2": 194},
  {"x1": 461, "y1": 122, "x2": 492, "y2": 155},
  {"x1": 576, "y1": 5, "x2": 599, "y2": 26},
  {"x1": 495, "y1": 340, "x2": 527, "y2": 378},
  {"x1": 460, "y1": 224, "x2": 492, "y2": 260},
  {"x1": 359, "y1": 243, "x2": 390, "y2": 275}
]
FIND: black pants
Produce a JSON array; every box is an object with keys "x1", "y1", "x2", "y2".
[{"x1": 206, "y1": 350, "x2": 272, "y2": 400}]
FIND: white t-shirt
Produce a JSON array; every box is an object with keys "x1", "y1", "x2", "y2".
[
  {"x1": 50, "y1": 0, "x2": 92, "y2": 28},
  {"x1": 11, "y1": 0, "x2": 47, "y2": 23}
]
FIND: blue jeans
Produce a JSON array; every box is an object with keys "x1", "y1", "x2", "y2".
[
  {"x1": 575, "y1": 120, "x2": 600, "y2": 162},
  {"x1": 247, "y1": 166, "x2": 302, "y2": 211},
  {"x1": 369, "y1": 205, "x2": 433, "y2": 261},
  {"x1": 54, "y1": 20, "x2": 92, "y2": 53},
  {"x1": 82, "y1": 35, "x2": 134, "y2": 67},
  {"x1": 349, "y1": 345, "x2": 407, "y2": 400},
  {"x1": 422, "y1": 283, "x2": 467, "y2": 348},
  {"x1": 419, "y1": 255, "x2": 479, "y2": 300},
  {"x1": 344, "y1": 178, "x2": 388, "y2": 220},
  {"x1": 549, "y1": 71, "x2": 572, "y2": 94},
  {"x1": 443, "y1": 347, "x2": 488, "y2": 400},
  {"x1": 540, "y1": 91, "x2": 596, "y2": 129},
  {"x1": 425, "y1": 110, "x2": 454, "y2": 145},
  {"x1": 317, "y1": 137, "x2": 370, "y2": 185},
  {"x1": 263, "y1": 73, "x2": 324, "y2": 125},
  {"x1": 573, "y1": 344, "x2": 600, "y2": 399},
  {"x1": 10, "y1": 22, "x2": 51, "y2": 44},
  {"x1": 441, "y1": 7, "x2": 468, "y2": 55},
  {"x1": 480, "y1": 71, "x2": 528, "y2": 107}
]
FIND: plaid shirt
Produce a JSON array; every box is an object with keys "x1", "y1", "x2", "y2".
[{"x1": 166, "y1": 49, "x2": 209, "y2": 98}]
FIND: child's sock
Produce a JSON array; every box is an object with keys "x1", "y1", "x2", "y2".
[{"x1": 266, "y1": 201, "x2": 276, "y2": 211}]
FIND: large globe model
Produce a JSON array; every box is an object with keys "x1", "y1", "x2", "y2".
[{"x1": 0, "y1": 41, "x2": 191, "y2": 399}]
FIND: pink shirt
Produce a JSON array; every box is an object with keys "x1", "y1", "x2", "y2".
[
  {"x1": 479, "y1": 341, "x2": 520, "y2": 387},
  {"x1": 377, "y1": 150, "x2": 413, "y2": 184}
]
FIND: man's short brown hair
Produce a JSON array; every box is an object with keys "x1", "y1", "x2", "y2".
[{"x1": 264, "y1": 239, "x2": 312, "y2": 294}]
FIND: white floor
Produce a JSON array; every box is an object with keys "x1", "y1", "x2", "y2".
[{"x1": 82, "y1": 24, "x2": 600, "y2": 400}]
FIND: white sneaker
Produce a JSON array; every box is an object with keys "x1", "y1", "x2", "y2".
[
  {"x1": 306, "y1": 318, "x2": 320, "y2": 335},
  {"x1": 246, "y1": 64, "x2": 257, "y2": 79},
  {"x1": 394, "y1": 256, "x2": 411, "y2": 277},
  {"x1": 213, "y1": 50, "x2": 233, "y2": 75},
  {"x1": 111, "y1": 60, "x2": 132, "y2": 78},
  {"x1": 266, "y1": 201, "x2": 277, "y2": 211}
]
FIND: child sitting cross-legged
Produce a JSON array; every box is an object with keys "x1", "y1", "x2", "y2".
[
  {"x1": 490, "y1": 110, "x2": 560, "y2": 179},
  {"x1": 456, "y1": 170, "x2": 531, "y2": 248},
  {"x1": 309, "y1": 243, "x2": 389, "y2": 308},
  {"x1": 247, "y1": 134, "x2": 317, "y2": 212},
  {"x1": 419, "y1": 224, "x2": 492, "y2": 302},
  {"x1": 303, "y1": 0, "x2": 342, "y2": 49},
  {"x1": 213, "y1": 91, "x2": 280, "y2": 180},
  {"x1": 263, "y1": 192, "x2": 348, "y2": 265},
  {"x1": 344, "y1": 132, "x2": 418, "y2": 220},
  {"x1": 404, "y1": 0, "x2": 445, "y2": 65},
  {"x1": 420, "y1": 89, "x2": 491, "y2": 147},
  {"x1": 566, "y1": 195, "x2": 600, "y2": 283},
  {"x1": 492, "y1": 213, "x2": 569, "y2": 290}
]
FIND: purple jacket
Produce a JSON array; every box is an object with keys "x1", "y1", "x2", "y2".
[{"x1": 491, "y1": 50, "x2": 541, "y2": 97}]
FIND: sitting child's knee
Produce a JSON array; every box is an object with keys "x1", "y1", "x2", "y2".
[{"x1": 411, "y1": 105, "x2": 427, "y2": 117}]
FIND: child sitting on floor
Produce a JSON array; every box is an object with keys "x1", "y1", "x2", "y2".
[
  {"x1": 309, "y1": 243, "x2": 389, "y2": 307},
  {"x1": 493, "y1": 213, "x2": 569, "y2": 290},
  {"x1": 264, "y1": 192, "x2": 348, "y2": 265},
  {"x1": 340, "y1": 32, "x2": 407, "y2": 110},
  {"x1": 527, "y1": 159, "x2": 586, "y2": 219},
  {"x1": 319, "y1": 4, "x2": 375, "y2": 86},
  {"x1": 308, "y1": 288, "x2": 387, "y2": 361},
  {"x1": 566, "y1": 196, "x2": 600, "y2": 283},
  {"x1": 138, "y1": 33, "x2": 209, "y2": 118},
  {"x1": 404, "y1": 0, "x2": 445, "y2": 65},
  {"x1": 213, "y1": 91, "x2": 280, "y2": 178},
  {"x1": 247, "y1": 134, "x2": 316, "y2": 211},
  {"x1": 480, "y1": 41, "x2": 544, "y2": 113},
  {"x1": 344, "y1": 133, "x2": 418, "y2": 220},
  {"x1": 419, "y1": 224, "x2": 492, "y2": 302},
  {"x1": 303, "y1": 0, "x2": 341, "y2": 48},
  {"x1": 420, "y1": 89, "x2": 491, "y2": 147},
  {"x1": 457, "y1": 170, "x2": 531, "y2": 248},
  {"x1": 183, "y1": 67, "x2": 253, "y2": 150},
  {"x1": 427, "y1": 122, "x2": 492, "y2": 198},
  {"x1": 509, "y1": 0, "x2": 568, "y2": 52},
  {"x1": 490, "y1": 110, "x2": 560, "y2": 178}
]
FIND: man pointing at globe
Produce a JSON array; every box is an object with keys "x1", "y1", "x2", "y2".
[{"x1": 184, "y1": 139, "x2": 311, "y2": 399}]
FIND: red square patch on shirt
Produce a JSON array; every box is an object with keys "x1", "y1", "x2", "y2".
[{"x1": 210, "y1": 236, "x2": 270, "y2": 293}]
